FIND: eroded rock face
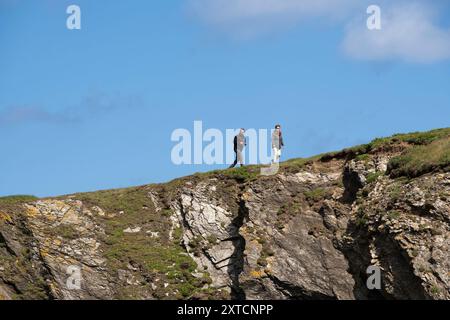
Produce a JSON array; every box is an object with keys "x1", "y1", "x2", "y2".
[
  {"x1": 17, "y1": 200, "x2": 111, "y2": 299},
  {"x1": 171, "y1": 181, "x2": 243, "y2": 292},
  {"x1": 348, "y1": 173, "x2": 450, "y2": 299},
  {"x1": 239, "y1": 179, "x2": 355, "y2": 300},
  {"x1": 0, "y1": 152, "x2": 449, "y2": 300},
  {"x1": 167, "y1": 157, "x2": 449, "y2": 300}
]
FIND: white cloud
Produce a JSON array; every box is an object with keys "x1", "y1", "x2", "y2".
[
  {"x1": 188, "y1": 0, "x2": 361, "y2": 38},
  {"x1": 188, "y1": 0, "x2": 450, "y2": 63},
  {"x1": 342, "y1": 2, "x2": 450, "y2": 63}
]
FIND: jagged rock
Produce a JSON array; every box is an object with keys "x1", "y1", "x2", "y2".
[{"x1": 0, "y1": 134, "x2": 449, "y2": 300}]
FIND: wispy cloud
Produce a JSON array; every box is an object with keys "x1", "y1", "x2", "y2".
[
  {"x1": 342, "y1": 2, "x2": 450, "y2": 63},
  {"x1": 188, "y1": 0, "x2": 361, "y2": 38},
  {"x1": 0, "y1": 106, "x2": 75, "y2": 126},
  {"x1": 0, "y1": 92, "x2": 144, "y2": 127},
  {"x1": 188, "y1": 0, "x2": 450, "y2": 63},
  {"x1": 76, "y1": 91, "x2": 144, "y2": 117}
]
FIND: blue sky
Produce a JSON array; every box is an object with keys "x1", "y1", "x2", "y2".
[{"x1": 1, "y1": 0, "x2": 450, "y2": 197}]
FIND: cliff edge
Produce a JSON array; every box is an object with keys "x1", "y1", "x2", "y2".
[{"x1": 1, "y1": 128, "x2": 449, "y2": 300}]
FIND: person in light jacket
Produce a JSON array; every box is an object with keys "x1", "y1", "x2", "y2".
[{"x1": 272, "y1": 124, "x2": 284, "y2": 163}]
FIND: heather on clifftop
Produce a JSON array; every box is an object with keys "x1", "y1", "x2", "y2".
[{"x1": 0, "y1": 127, "x2": 449, "y2": 300}]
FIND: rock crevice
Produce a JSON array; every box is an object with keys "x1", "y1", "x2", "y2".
[{"x1": 1, "y1": 138, "x2": 449, "y2": 300}]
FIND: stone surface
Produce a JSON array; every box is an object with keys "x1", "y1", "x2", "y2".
[{"x1": 0, "y1": 149, "x2": 449, "y2": 300}]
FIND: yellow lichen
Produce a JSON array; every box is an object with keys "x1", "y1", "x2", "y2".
[
  {"x1": 25, "y1": 205, "x2": 39, "y2": 217},
  {"x1": 241, "y1": 192, "x2": 250, "y2": 201},
  {"x1": 49, "y1": 282, "x2": 57, "y2": 295},
  {"x1": 39, "y1": 248, "x2": 49, "y2": 258},
  {"x1": 0, "y1": 211, "x2": 12, "y2": 223},
  {"x1": 250, "y1": 269, "x2": 265, "y2": 278}
]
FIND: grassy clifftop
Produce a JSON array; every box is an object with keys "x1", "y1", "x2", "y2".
[
  {"x1": 2, "y1": 127, "x2": 450, "y2": 201},
  {"x1": 0, "y1": 127, "x2": 449, "y2": 300}
]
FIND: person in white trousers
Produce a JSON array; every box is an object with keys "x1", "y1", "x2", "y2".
[{"x1": 272, "y1": 124, "x2": 284, "y2": 163}]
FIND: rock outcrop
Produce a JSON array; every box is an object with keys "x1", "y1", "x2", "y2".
[{"x1": 1, "y1": 129, "x2": 449, "y2": 300}]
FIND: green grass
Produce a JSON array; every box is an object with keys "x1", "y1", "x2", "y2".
[
  {"x1": 304, "y1": 188, "x2": 327, "y2": 202},
  {"x1": 257, "y1": 243, "x2": 274, "y2": 267},
  {"x1": 0, "y1": 195, "x2": 38, "y2": 205},
  {"x1": 275, "y1": 198, "x2": 304, "y2": 231},
  {"x1": 354, "y1": 207, "x2": 369, "y2": 227},
  {"x1": 387, "y1": 183, "x2": 402, "y2": 202},
  {"x1": 387, "y1": 210, "x2": 401, "y2": 220},
  {"x1": 191, "y1": 164, "x2": 261, "y2": 183},
  {"x1": 322, "y1": 128, "x2": 450, "y2": 161},
  {"x1": 390, "y1": 128, "x2": 450, "y2": 145},
  {"x1": 281, "y1": 155, "x2": 321, "y2": 172},
  {"x1": 0, "y1": 195, "x2": 38, "y2": 220},
  {"x1": 221, "y1": 165, "x2": 260, "y2": 182},
  {"x1": 69, "y1": 186, "x2": 212, "y2": 299},
  {"x1": 2, "y1": 127, "x2": 449, "y2": 299},
  {"x1": 53, "y1": 224, "x2": 79, "y2": 240},
  {"x1": 73, "y1": 187, "x2": 154, "y2": 219},
  {"x1": 355, "y1": 154, "x2": 371, "y2": 162},
  {"x1": 192, "y1": 155, "x2": 321, "y2": 180},
  {"x1": 165, "y1": 128, "x2": 450, "y2": 183},
  {"x1": 388, "y1": 210, "x2": 400, "y2": 220},
  {"x1": 387, "y1": 136, "x2": 450, "y2": 178},
  {"x1": 430, "y1": 285, "x2": 441, "y2": 295},
  {"x1": 105, "y1": 242, "x2": 196, "y2": 274},
  {"x1": 0, "y1": 245, "x2": 50, "y2": 300},
  {"x1": 369, "y1": 128, "x2": 450, "y2": 149},
  {"x1": 366, "y1": 172, "x2": 383, "y2": 184},
  {"x1": 355, "y1": 214, "x2": 368, "y2": 227},
  {"x1": 104, "y1": 237, "x2": 206, "y2": 298}
]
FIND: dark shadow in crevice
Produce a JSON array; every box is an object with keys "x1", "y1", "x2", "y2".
[{"x1": 227, "y1": 199, "x2": 249, "y2": 300}]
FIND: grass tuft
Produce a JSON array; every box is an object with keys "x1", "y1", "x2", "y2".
[{"x1": 387, "y1": 136, "x2": 450, "y2": 178}]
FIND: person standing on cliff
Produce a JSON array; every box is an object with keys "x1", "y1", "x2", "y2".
[
  {"x1": 229, "y1": 128, "x2": 246, "y2": 168},
  {"x1": 272, "y1": 124, "x2": 284, "y2": 163}
]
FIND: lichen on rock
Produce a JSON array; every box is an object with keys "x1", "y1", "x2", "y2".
[{"x1": 1, "y1": 128, "x2": 449, "y2": 300}]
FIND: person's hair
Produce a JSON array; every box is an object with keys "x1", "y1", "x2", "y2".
[{"x1": 275, "y1": 124, "x2": 281, "y2": 129}]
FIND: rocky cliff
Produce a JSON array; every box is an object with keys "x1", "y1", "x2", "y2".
[{"x1": 1, "y1": 128, "x2": 449, "y2": 300}]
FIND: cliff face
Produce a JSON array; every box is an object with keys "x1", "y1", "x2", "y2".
[{"x1": 1, "y1": 129, "x2": 449, "y2": 300}]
